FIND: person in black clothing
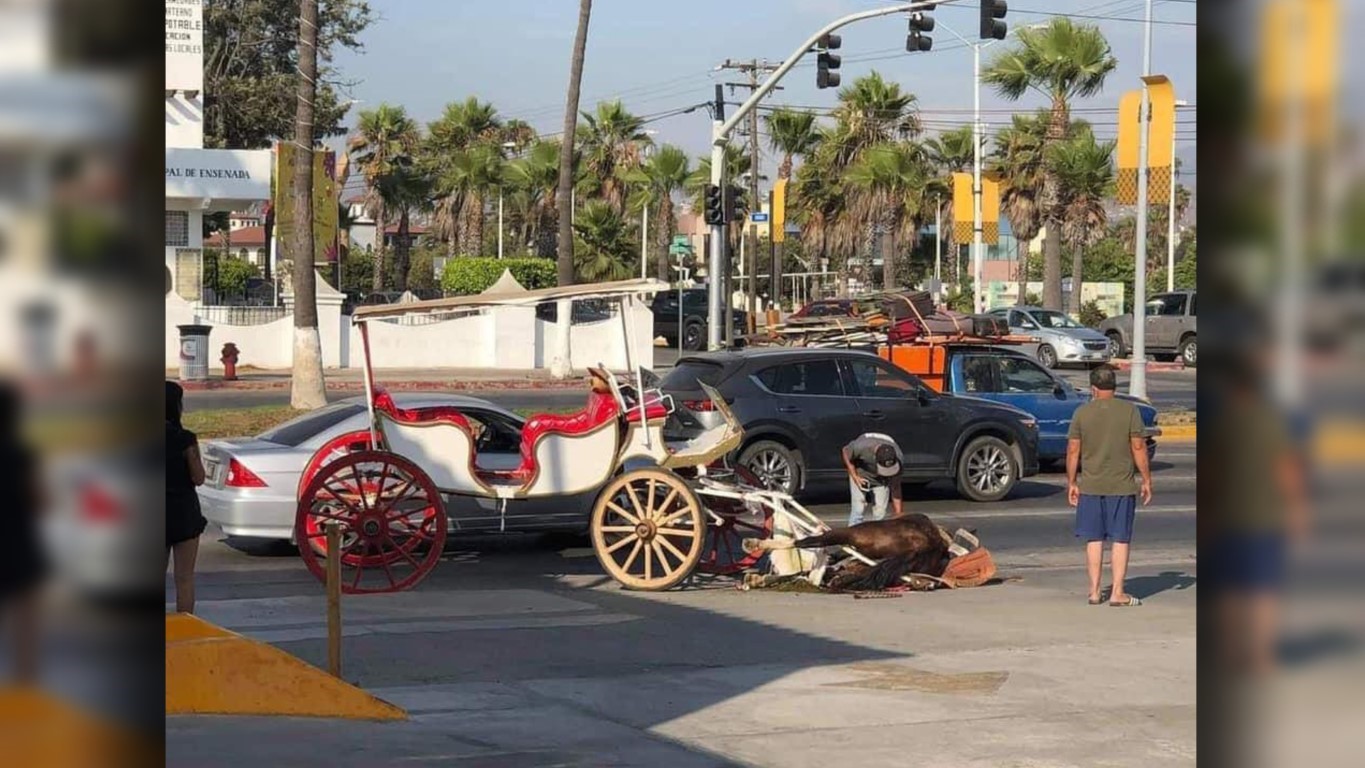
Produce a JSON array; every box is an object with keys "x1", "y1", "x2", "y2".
[
  {"x1": 166, "y1": 381, "x2": 207, "y2": 613},
  {"x1": 0, "y1": 381, "x2": 44, "y2": 684}
]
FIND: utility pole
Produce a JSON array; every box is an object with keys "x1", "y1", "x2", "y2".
[
  {"x1": 718, "y1": 58, "x2": 781, "y2": 334},
  {"x1": 707, "y1": 84, "x2": 726, "y2": 351},
  {"x1": 1166, "y1": 98, "x2": 1188, "y2": 291}
]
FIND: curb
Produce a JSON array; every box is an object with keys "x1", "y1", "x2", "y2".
[
  {"x1": 166, "y1": 614, "x2": 406, "y2": 720},
  {"x1": 1110, "y1": 358, "x2": 1188, "y2": 372},
  {"x1": 1156, "y1": 425, "x2": 1196, "y2": 441}
]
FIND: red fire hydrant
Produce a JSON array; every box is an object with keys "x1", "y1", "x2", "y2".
[{"x1": 221, "y1": 342, "x2": 240, "y2": 381}]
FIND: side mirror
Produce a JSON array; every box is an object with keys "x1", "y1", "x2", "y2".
[
  {"x1": 916, "y1": 387, "x2": 933, "y2": 404},
  {"x1": 1053, "y1": 382, "x2": 1068, "y2": 397}
]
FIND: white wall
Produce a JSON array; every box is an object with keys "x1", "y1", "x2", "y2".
[
  {"x1": 164, "y1": 93, "x2": 203, "y2": 148},
  {"x1": 167, "y1": 293, "x2": 658, "y2": 372}
]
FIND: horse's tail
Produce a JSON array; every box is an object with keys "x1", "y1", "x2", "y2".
[{"x1": 828, "y1": 553, "x2": 917, "y2": 592}]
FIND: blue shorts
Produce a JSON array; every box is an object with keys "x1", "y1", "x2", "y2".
[
  {"x1": 1075, "y1": 494, "x2": 1136, "y2": 543},
  {"x1": 1206, "y1": 533, "x2": 1286, "y2": 592}
]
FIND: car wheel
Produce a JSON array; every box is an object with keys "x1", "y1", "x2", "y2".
[
  {"x1": 1106, "y1": 332, "x2": 1126, "y2": 359},
  {"x1": 738, "y1": 440, "x2": 802, "y2": 496},
  {"x1": 681, "y1": 320, "x2": 704, "y2": 351},
  {"x1": 1037, "y1": 344, "x2": 1058, "y2": 369},
  {"x1": 1179, "y1": 335, "x2": 1197, "y2": 367},
  {"x1": 956, "y1": 435, "x2": 1018, "y2": 503}
]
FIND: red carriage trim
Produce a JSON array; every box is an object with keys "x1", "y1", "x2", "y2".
[{"x1": 373, "y1": 388, "x2": 472, "y2": 431}]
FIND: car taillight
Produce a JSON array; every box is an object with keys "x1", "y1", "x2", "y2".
[
  {"x1": 683, "y1": 399, "x2": 717, "y2": 412},
  {"x1": 80, "y1": 483, "x2": 123, "y2": 523},
  {"x1": 225, "y1": 458, "x2": 268, "y2": 488}
]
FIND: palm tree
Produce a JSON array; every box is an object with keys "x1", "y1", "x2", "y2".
[
  {"x1": 846, "y1": 142, "x2": 929, "y2": 290},
  {"x1": 425, "y1": 98, "x2": 503, "y2": 258},
  {"x1": 626, "y1": 144, "x2": 690, "y2": 280},
  {"x1": 505, "y1": 139, "x2": 565, "y2": 258},
  {"x1": 1049, "y1": 128, "x2": 1115, "y2": 314},
  {"x1": 578, "y1": 101, "x2": 653, "y2": 215},
  {"x1": 992, "y1": 112, "x2": 1048, "y2": 304},
  {"x1": 572, "y1": 201, "x2": 634, "y2": 282},
  {"x1": 983, "y1": 18, "x2": 1117, "y2": 310},
  {"x1": 557, "y1": 0, "x2": 593, "y2": 286},
  {"x1": 385, "y1": 165, "x2": 432, "y2": 291},
  {"x1": 290, "y1": 0, "x2": 325, "y2": 409},
  {"x1": 441, "y1": 144, "x2": 504, "y2": 257},
  {"x1": 348, "y1": 104, "x2": 420, "y2": 291},
  {"x1": 764, "y1": 107, "x2": 821, "y2": 180},
  {"x1": 827, "y1": 72, "x2": 920, "y2": 167}
]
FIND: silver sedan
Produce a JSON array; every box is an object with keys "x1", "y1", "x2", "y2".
[{"x1": 197, "y1": 394, "x2": 594, "y2": 546}]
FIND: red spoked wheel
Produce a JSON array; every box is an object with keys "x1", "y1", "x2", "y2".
[
  {"x1": 294, "y1": 450, "x2": 447, "y2": 594},
  {"x1": 297, "y1": 430, "x2": 376, "y2": 500},
  {"x1": 697, "y1": 465, "x2": 774, "y2": 576},
  {"x1": 298, "y1": 430, "x2": 378, "y2": 559}
]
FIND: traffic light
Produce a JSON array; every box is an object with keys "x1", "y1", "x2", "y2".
[
  {"x1": 703, "y1": 184, "x2": 724, "y2": 225},
  {"x1": 980, "y1": 0, "x2": 1007, "y2": 40},
  {"x1": 726, "y1": 185, "x2": 744, "y2": 222},
  {"x1": 907, "y1": 11, "x2": 934, "y2": 52},
  {"x1": 815, "y1": 33, "x2": 841, "y2": 89}
]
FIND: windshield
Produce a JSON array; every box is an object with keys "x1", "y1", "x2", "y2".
[{"x1": 1031, "y1": 310, "x2": 1083, "y2": 329}]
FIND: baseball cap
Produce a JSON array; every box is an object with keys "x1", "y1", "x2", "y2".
[{"x1": 874, "y1": 443, "x2": 901, "y2": 477}]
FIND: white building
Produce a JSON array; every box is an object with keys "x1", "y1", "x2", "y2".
[{"x1": 163, "y1": 0, "x2": 272, "y2": 304}]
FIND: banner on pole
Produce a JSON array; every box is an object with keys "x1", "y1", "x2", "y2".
[
  {"x1": 952, "y1": 172, "x2": 973, "y2": 243},
  {"x1": 274, "y1": 143, "x2": 340, "y2": 266},
  {"x1": 771, "y1": 179, "x2": 788, "y2": 243}
]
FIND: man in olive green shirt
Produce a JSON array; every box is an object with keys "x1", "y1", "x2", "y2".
[{"x1": 1066, "y1": 366, "x2": 1153, "y2": 606}]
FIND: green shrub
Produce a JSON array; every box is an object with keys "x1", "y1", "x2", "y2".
[
  {"x1": 1078, "y1": 299, "x2": 1107, "y2": 328},
  {"x1": 440, "y1": 257, "x2": 557, "y2": 295}
]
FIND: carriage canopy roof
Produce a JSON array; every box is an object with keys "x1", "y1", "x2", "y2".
[{"x1": 351, "y1": 278, "x2": 671, "y2": 322}]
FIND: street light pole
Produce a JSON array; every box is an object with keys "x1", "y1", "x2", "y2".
[
  {"x1": 1166, "y1": 99, "x2": 1187, "y2": 292},
  {"x1": 972, "y1": 41, "x2": 984, "y2": 314},
  {"x1": 1129, "y1": 0, "x2": 1154, "y2": 401},
  {"x1": 497, "y1": 190, "x2": 504, "y2": 259},
  {"x1": 706, "y1": 1, "x2": 943, "y2": 350}
]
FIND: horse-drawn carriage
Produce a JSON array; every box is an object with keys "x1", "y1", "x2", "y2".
[{"x1": 293, "y1": 278, "x2": 992, "y2": 594}]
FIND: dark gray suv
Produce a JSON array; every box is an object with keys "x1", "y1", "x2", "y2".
[{"x1": 660, "y1": 348, "x2": 1041, "y2": 502}]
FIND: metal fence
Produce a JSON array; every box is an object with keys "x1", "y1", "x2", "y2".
[{"x1": 196, "y1": 305, "x2": 289, "y2": 326}]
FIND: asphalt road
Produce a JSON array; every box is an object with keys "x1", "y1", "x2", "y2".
[{"x1": 169, "y1": 446, "x2": 1195, "y2": 767}]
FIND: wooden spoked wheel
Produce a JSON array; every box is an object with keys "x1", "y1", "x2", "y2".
[
  {"x1": 590, "y1": 468, "x2": 705, "y2": 591},
  {"x1": 697, "y1": 465, "x2": 774, "y2": 576},
  {"x1": 295, "y1": 450, "x2": 447, "y2": 594}
]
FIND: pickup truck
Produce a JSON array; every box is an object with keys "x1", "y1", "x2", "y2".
[
  {"x1": 1098, "y1": 290, "x2": 1197, "y2": 367},
  {"x1": 879, "y1": 342, "x2": 1160, "y2": 464}
]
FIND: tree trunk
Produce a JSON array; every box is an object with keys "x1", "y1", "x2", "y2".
[
  {"x1": 1041, "y1": 220, "x2": 1063, "y2": 310},
  {"x1": 372, "y1": 202, "x2": 387, "y2": 292},
  {"x1": 290, "y1": 0, "x2": 326, "y2": 410},
  {"x1": 471, "y1": 193, "x2": 486, "y2": 256},
  {"x1": 395, "y1": 208, "x2": 411, "y2": 291},
  {"x1": 556, "y1": 0, "x2": 593, "y2": 288},
  {"x1": 1015, "y1": 237, "x2": 1028, "y2": 306},
  {"x1": 655, "y1": 197, "x2": 671, "y2": 280},
  {"x1": 880, "y1": 215, "x2": 896, "y2": 291},
  {"x1": 445, "y1": 197, "x2": 458, "y2": 259},
  {"x1": 1070, "y1": 238, "x2": 1084, "y2": 316}
]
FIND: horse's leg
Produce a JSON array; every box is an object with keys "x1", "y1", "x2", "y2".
[{"x1": 742, "y1": 536, "x2": 796, "y2": 552}]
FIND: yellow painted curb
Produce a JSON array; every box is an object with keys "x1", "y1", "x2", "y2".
[
  {"x1": 166, "y1": 614, "x2": 407, "y2": 720},
  {"x1": 1157, "y1": 425, "x2": 1196, "y2": 441},
  {"x1": 1315, "y1": 421, "x2": 1365, "y2": 465},
  {"x1": 0, "y1": 688, "x2": 161, "y2": 766}
]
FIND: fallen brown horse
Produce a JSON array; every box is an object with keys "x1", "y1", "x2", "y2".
[{"x1": 744, "y1": 513, "x2": 957, "y2": 591}]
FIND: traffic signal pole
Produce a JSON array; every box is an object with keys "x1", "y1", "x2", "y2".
[
  {"x1": 705, "y1": 0, "x2": 951, "y2": 350},
  {"x1": 1129, "y1": 0, "x2": 1154, "y2": 401}
]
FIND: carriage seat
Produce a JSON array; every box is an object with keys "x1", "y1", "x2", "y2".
[
  {"x1": 473, "y1": 390, "x2": 621, "y2": 485},
  {"x1": 373, "y1": 389, "x2": 472, "y2": 431}
]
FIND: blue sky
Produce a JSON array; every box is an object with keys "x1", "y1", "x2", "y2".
[{"x1": 330, "y1": 0, "x2": 1197, "y2": 195}]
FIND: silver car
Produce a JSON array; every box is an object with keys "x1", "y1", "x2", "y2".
[
  {"x1": 990, "y1": 306, "x2": 1113, "y2": 369},
  {"x1": 197, "y1": 394, "x2": 594, "y2": 546}
]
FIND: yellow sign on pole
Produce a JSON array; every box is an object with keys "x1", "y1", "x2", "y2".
[
  {"x1": 981, "y1": 172, "x2": 1002, "y2": 244},
  {"x1": 1258, "y1": 0, "x2": 1338, "y2": 145},
  {"x1": 1116, "y1": 90, "x2": 1141, "y2": 205},
  {"x1": 952, "y1": 172, "x2": 973, "y2": 243},
  {"x1": 772, "y1": 178, "x2": 787, "y2": 243},
  {"x1": 274, "y1": 143, "x2": 340, "y2": 266}
]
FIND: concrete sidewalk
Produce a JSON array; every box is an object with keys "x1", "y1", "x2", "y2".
[{"x1": 166, "y1": 559, "x2": 1196, "y2": 767}]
